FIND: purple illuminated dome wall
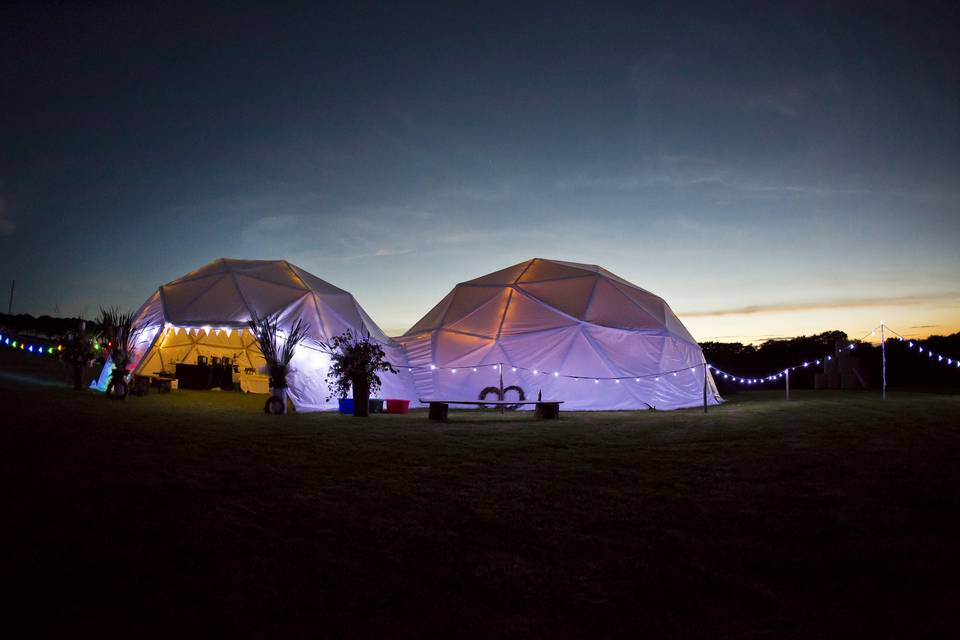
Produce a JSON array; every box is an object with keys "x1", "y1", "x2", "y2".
[
  {"x1": 398, "y1": 259, "x2": 722, "y2": 410},
  {"x1": 92, "y1": 258, "x2": 415, "y2": 410}
]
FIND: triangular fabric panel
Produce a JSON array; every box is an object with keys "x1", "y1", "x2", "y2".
[
  {"x1": 442, "y1": 286, "x2": 505, "y2": 326},
  {"x1": 517, "y1": 276, "x2": 597, "y2": 320},
  {"x1": 499, "y1": 290, "x2": 578, "y2": 336},
  {"x1": 607, "y1": 280, "x2": 668, "y2": 326},
  {"x1": 466, "y1": 261, "x2": 532, "y2": 286},
  {"x1": 585, "y1": 278, "x2": 665, "y2": 331},
  {"x1": 517, "y1": 259, "x2": 594, "y2": 283},
  {"x1": 405, "y1": 291, "x2": 455, "y2": 335},
  {"x1": 444, "y1": 288, "x2": 513, "y2": 338},
  {"x1": 232, "y1": 274, "x2": 309, "y2": 319},
  {"x1": 228, "y1": 261, "x2": 310, "y2": 291}
]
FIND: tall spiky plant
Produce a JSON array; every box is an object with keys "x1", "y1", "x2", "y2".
[
  {"x1": 248, "y1": 314, "x2": 310, "y2": 414},
  {"x1": 98, "y1": 307, "x2": 137, "y2": 398}
]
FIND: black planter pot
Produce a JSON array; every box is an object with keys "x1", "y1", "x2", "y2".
[{"x1": 352, "y1": 376, "x2": 370, "y2": 417}]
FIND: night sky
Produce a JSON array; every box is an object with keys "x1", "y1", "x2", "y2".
[{"x1": 2, "y1": 2, "x2": 958, "y2": 341}]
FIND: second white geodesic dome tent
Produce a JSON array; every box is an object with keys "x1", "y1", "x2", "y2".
[
  {"x1": 397, "y1": 258, "x2": 721, "y2": 410},
  {"x1": 92, "y1": 258, "x2": 415, "y2": 410}
]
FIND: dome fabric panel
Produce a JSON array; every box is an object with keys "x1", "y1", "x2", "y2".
[
  {"x1": 516, "y1": 259, "x2": 595, "y2": 283},
  {"x1": 499, "y1": 291, "x2": 578, "y2": 336},
  {"x1": 467, "y1": 262, "x2": 531, "y2": 286},
  {"x1": 232, "y1": 274, "x2": 310, "y2": 319},
  {"x1": 400, "y1": 258, "x2": 721, "y2": 410},
  {"x1": 441, "y1": 286, "x2": 506, "y2": 327},
  {"x1": 405, "y1": 291, "x2": 456, "y2": 335},
  {"x1": 585, "y1": 278, "x2": 664, "y2": 331},
  {"x1": 517, "y1": 276, "x2": 597, "y2": 320},
  {"x1": 443, "y1": 288, "x2": 513, "y2": 338}
]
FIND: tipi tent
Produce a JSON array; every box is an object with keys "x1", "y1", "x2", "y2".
[
  {"x1": 92, "y1": 258, "x2": 415, "y2": 411},
  {"x1": 397, "y1": 258, "x2": 721, "y2": 410}
]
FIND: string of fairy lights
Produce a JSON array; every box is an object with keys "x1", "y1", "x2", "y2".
[
  {"x1": 1, "y1": 322, "x2": 957, "y2": 384},
  {"x1": 0, "y1": 332, "x2": 65, "y2": 355}
]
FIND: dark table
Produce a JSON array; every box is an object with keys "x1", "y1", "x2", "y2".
[{"x1": 175, "y1": 363, "x2": 233, "y2": 390}]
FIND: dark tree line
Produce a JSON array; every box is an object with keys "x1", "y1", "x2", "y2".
[{"x1": 0, "y1": 313, "x2": 104, "y2": 337}]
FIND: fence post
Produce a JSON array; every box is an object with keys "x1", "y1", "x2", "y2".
[
  {"x1": 703, "y1": 363, "x2": 708, "y2": 414},
  {"x1": 499, "y1": 362, "x2": 505, "y2": 415},
  {"x1": 785, "y1": 368, "x2": 790, "y2": 401}
]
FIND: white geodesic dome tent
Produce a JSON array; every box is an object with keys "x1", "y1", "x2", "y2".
[
  {"x1": 397, "y1": 258, "x2": 721, "y2": 410},
  {"x1": 92, "y1": 258, "x2": 415, "y2": 410}
]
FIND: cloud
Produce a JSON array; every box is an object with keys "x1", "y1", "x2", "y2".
[
  {"x1": 629, "y1": 51, "x2": 848, "y2": 119},
  {"x1": 373, "y1": 248, "x2": 415, "y2": 257},
  {"x1": 0, "y1": 197, "x2": 15, "y2": 235},
  {"x1": 680, "y1": 293, "x2": 960, "y2": 318}
]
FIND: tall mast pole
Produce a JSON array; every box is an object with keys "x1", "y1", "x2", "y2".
[{"x1": 880, "y1": 321, "x2": 887, "y2": 401}]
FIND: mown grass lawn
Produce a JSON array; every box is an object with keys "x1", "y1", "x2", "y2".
[{"x1": 1, "y1": 350, "x2": 958, "y2": 637}]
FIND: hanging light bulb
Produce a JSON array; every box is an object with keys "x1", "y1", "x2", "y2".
[
  {"x1": 615, "y1": 379, "x2": 620, "y2": 383},
  {"x1": 472, "y1": 367, "x2": 477, "y2": 372},
  {"x1": 635, "y1": 378, "x2": 640, "y2": 382},
  {"x1": 593, "y1": 379, "x2": 599, "y2": 384},
  {"x1": 430, "y1": 364, "x2": 437, "y2": 370},
  {"x1": 511, "y1": 367, "x2": 516, "y2": 372},
  {"x1": 451, "y1": 369, "x2": 457, "y2": 373},
  {"x1": 533, "y1": 369, "x2": 539, "y2": 374}
]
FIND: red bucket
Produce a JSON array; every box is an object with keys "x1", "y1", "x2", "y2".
[{"x1": 385, "y1": 399, "x2": 410, "y2": 414}]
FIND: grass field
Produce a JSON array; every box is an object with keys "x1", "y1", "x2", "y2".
[{"x1": 1, "y1": 350, "x2": 959, "y2": 637}]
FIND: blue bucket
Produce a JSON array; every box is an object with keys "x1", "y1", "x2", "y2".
[{"x1": 337, "y1": 398, "x2": 354, "y2": 414}]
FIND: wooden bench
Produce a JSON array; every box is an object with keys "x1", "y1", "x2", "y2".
[{"x1": 420, "y1": 400, "x2": 564, "y2": 421}]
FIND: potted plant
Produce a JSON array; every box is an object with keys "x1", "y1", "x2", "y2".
[
  {"x1": 98, "y1": 307, "x2": 136, "y2": 399},
  {"x1": 248, "y1": 314, "x2": 309, "y2": 414},
  {"x1": 320, "y1": 330, "x2": 398, "y2": 417},
  {"x1": 59, "y1": 319, "x2": 98, "y2": 391}
]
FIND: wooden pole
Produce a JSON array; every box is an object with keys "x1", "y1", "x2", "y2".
[
  {"x1": 881, "y1": 321, "x2": 887, "y2": 401},
  {"x1": 498, "y1": 362, "x2": 504, "y2": 415},
  {"x1": 785, "y1": 368, "x2": 790, "y2": 401},
  {"x1": 702, "y1": 363, "x2": 708, "y2": 413}
]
